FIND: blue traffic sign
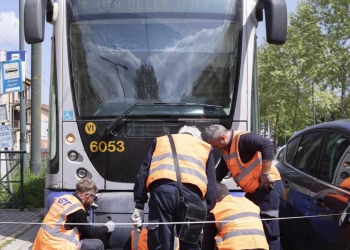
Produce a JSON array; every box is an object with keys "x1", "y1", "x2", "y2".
[
  {"x1": 0, "y1": 60, "x2": 23, "y2": 94},
  {"x1": 6, "y1": 51, "x2": 26, "y2": 62}
]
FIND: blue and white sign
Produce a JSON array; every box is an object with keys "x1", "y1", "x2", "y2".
[
  {"x1": 0, "y1": 60, "x2": 23, "y2": 94},
  {"x1": 6, "y1": 51, "x2": 26, "y2": 83},
  {"x1": 0, "y1": 125, "x2": 13, "y2": 148},
  {"x1": 6, "y1": 51, "x2": 25, "y2": 61},
  {"x1": 63, "y1": 110, "x2": 74, "y2": 121}
]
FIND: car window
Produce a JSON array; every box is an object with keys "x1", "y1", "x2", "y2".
[
  {"x1": 321, "y1": 133, "x2": 350, "y2": 183},
  {"x1": 292, "y1": 132, "x2": 323, "y2": 176},
  {"x1": 276, "y1": 146, "x2": 285, "y2": 161},
  {"x1": 286, "y1": 137, "x2": 300, "y2": 165}
]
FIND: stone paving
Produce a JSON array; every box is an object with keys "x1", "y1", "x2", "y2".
[{"x1": 0, "y1": 209, "x2": 44, "y2": 249}]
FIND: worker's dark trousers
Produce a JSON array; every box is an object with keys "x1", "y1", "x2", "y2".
[
  {"x1": 148, "y1": 183, "x2": 202, "y2": 250},
  {"x1": 79, "y1": 232, "x2": 111, "y2": 250},
  {"x1": 245, "y1": 180, "x2": 284, "y2": 250},
  {"x1": 79, "y1": 239, "x2": 104, "y2": 250}
]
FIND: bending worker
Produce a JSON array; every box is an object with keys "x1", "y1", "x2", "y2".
[
  {"x1": 132, "y1": 125, "x2": 217, "y2": 250},
  {"x1": 202, "y1": 124, "x2": 283, "y2": 250},
  {"x1": 32, "y1": 179, "x2": 115, "y2": 250},
  {"x1": 203, "y1": 183, "x2": 268, "y2": 250}
]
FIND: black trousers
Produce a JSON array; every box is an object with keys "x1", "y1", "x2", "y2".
[{"x1": 148, "y1": 183, "x2": 202, "y2": 250}]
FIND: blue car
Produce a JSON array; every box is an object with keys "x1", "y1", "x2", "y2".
[{"x1": 275, "y1": 120, "x2": 350, "y2": 250}]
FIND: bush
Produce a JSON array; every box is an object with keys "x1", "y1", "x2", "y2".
[
  {"x1": 0, "y1": 158, "x2": 46, "y2": 210},
  {"x1": 21, "y1": 166, "x2": 46, "y2": 209}
]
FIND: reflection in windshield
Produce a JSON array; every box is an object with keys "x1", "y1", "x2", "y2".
[{"x1": 67, "y1": 0, "x2": 242, "y2": 118}]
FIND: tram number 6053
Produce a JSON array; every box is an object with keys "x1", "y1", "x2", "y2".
[{"x1": 90, "y1": 141, "x2": 125, "y2": 153}]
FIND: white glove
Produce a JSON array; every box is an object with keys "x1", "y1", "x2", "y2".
[
  {"x1": 259, "y1": 173, "x2": 274, "y2": 192},
  {"x1": 105, "y1": 220, "x2": 115, "y2": 232},
  {"x1": 131, "y1": 208, "x2": 144, "y2": 228}
]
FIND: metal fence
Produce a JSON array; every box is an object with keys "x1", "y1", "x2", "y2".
[{"x1": 0, "y1": 150, "x2": 26, "y2": 211}]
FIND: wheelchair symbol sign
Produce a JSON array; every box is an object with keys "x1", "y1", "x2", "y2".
[{"x1": 63, "y1": 111, "x2": 74, "y2": 121}]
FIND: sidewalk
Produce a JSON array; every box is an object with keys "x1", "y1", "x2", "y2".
[{"x1": 0, "y1": 208, "x2": 44, "y2": 250}]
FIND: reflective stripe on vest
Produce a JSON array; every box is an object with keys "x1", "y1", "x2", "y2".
[
  {"x1": 216, "y1": 229, "x2": 266, "y2": 243},
  {"x1": 146, "y1": 134, "x2": 211, "y2": 197},
  {"x1": 211, "y1": 195, "x2": 268, "y2": 250},
  {"x1": 148, "y1": 163, "x2": 207, "y2": 184},
  {"x1": 223, "y1": 131, "x2": 262, "y2": 193},
  {"x1": 151, "y1": 153, "x2": 206, "y2": 170},
  {"x1": 217, "y1": 212, "x2": 261, "y2": 232},
  {"x1": 40, "y1": 202, "x2": 82, "y2": 245},
  {"x1": 41, "y1": 224, "x2": 79, "y2": 245}
]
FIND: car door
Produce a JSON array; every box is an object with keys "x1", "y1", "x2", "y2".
[
  {"x1": 277, "y1": 131, "x2": 325, "y2": 249},
  {"x1": 309, "y1": 131, "x2": 350, "y2": 249}
]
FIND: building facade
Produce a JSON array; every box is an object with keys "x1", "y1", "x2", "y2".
[{"x1": 1, "y1": 78, "x2": 49, "y2": 153}]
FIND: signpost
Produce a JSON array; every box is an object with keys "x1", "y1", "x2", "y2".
[{"x1": 0, "y1": 51, "x2": 24, "y2": 193}]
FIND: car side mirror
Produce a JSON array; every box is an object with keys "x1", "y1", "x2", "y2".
[{"x1": 339, "y1": 200, "x2": 350, "y2": 228}]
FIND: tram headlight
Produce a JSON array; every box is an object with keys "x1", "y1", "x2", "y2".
[
  {"x1": 68, "y1": 151, "x2": 78, "y2": 161},
  {"x1": 77, "y1": 168, "x2": 87, "y2": 178},
  {"x1": 66, "y1": 133, "x2": 76, "y2": 143}
]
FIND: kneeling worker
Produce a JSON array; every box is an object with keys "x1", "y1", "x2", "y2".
[
  {"x1": 203, "y1": 183, "x2": 268, "y2": 250},
  {"x1": 32, "y1": 179, "x2": 115, "y2": 250}
]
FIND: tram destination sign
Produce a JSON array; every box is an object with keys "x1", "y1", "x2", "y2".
[{"x1": 74, "y1": 0, "x2": 232, "y2": 14}]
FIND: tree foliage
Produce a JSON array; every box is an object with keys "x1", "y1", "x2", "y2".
[
  {"x1": 258, "y1": 0, "x2": 348, "y2": 148},
  {"x1": 133, "y1": 64, "x2": 159, "y2": 100}
]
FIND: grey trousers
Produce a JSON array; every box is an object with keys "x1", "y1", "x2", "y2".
[{"x1": 79, "y1": 239, "x2": 104, "y2": 250}]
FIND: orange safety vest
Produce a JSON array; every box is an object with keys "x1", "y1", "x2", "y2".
[
  {"x1": 223, "y1": 131, "x2": 281, "y2": 193},
  {"x1": 131, "y1": 228, "x2": 148, "y2": 250},
  {"x1": 146, "y1": 134, "x2": 211, "y2": 198},
  {"x1": 130, "y1": 228, "x2": 179, "y2": 250},
  {"x1": 211, "y1": 195, "x2": 269, "y2": 250},
  {"x1": 32, "y1": 194, "x2": 85, "y2": 250}
]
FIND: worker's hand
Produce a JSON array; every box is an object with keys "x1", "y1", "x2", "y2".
[
  {"x1": 131, "y1": 208, "x2": 144, "y2": 229},
  {"x1": 105, "y1": 221, "x2": 115, "y2": 232},
  {"x1": 259, "y1": 173, "x2": 274, "y2": 192}
]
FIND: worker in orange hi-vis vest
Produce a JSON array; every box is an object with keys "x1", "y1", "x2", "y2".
[
  {"x1": 203, "y1": 124, "x2": 283, "y2": 250},
  {"x1": 203, "y1": 183, "x2": 268, "y2": 250},
  {"x1": 132, "y1": 125, "x2": 217, "y2": 250},
  {"x1": 32, "y1": 179, "x2": 115, "y2": 250}
]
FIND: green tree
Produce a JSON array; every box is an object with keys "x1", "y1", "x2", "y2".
[
  {"x1": 308, "y1": 0, "x2": 350, "y2": 118},
  {"x1": 258, "y1": 1, "x2": 333, "y2": 148},
  {"x1": 133, "y1": 64, "x2": 159, "y2": 100}
]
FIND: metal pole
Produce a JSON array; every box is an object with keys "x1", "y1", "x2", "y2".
[
  {"x1": 30, "y1": 43, "x2": 42, "y2": 174},
  {"x1": 19, "y1": 0, "x2": 25, "y2": 211},
  {"x1": 20, "y1": 152, "x2": 24, "y2": 211}
]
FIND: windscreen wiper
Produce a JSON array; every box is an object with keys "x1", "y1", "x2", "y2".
[
  {"x1": 103, "y1": 103, "x2": 142, "y2": 136},
  {"x1": 102, "y1": 102, "x2": 223, "y2": 136}
]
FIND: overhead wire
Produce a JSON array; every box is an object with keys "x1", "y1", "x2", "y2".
[{"x1": 0, "y1": 35, "x2": 18, "y2": 50}]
